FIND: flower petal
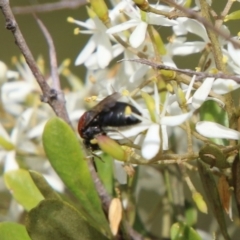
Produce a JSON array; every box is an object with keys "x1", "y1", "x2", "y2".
[
  {"x1": 129, "y1": 22, "x2": 148, "y2": 48},
  {"x1": 97, "y1": 33, "x2": 113, "y2": 69},
  {"x1": 148, "y1": 14, "x2": 177, "y2": 26},
  {"x1": 142, "y1": 124, "x2": 160, "y2": 160},
  {"x1": 212, "y1": 78, "x2": 240, "y2": 94},
  {"x1": 192, "y1": 77, "x2": 214, "y2": 109},
  {"x1": 227, "y1": 37, "x2": 240, "y2": 68},
  {"x1": 108, "y1": 123, "x2": 150, "y2": 140},
  {"x1": 161, "y1": 111, "x2": 193, "y2": 126},
  {"x1": 75, "y1": 35, "x2": 97, "y2": 66},
  {"x1": 114, "y1": 160, "x2": 127, "y2": 184},
  {"x1": 196, "y1": 121, "x2": 240, "y2": 139},
  {"x1": 171, "y1": 41, "x2": 205, "y2": 55},
  {"x1": 185, "y1": 19, "x2": 209, "y2": 42},
  {"x1": 4, "y1": 151, "x2": 19, "y2": 172},
  {"x1": 106, "y1": 19, "x2": 139, "y2": 34},
  {"x1": 129, "y1": 64, "x2": 148, "y2": 83}
]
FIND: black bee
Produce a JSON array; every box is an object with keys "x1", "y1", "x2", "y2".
[{"x1": 78, "y1": 92, "x2": 141, "y2": 150}]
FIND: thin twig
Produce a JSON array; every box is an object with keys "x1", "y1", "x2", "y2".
[
  {"x1": 199, "y1": 0, "x2": 226, "y2": 72},
  {"x1": 215, "y1": 0, "x2": 234, "y2": 28},
  {"x1": 35, "y1": 15, "x2": 60, "y2": 90},
  {"x1": 12, "y1": 0, "x2": 87, "y2": 15},
  {"x1": 123, "y1": 58, "x2": 240, "y2": 83}
]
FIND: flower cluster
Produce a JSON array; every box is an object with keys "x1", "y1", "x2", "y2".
[
  {"x1": 0, "y1": 57, "x2": 92, "y2": 220},
  {"x1": 67, "y1": 0, "x2": 240, "y2": 185}
]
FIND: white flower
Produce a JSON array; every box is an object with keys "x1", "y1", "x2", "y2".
[
  {"x1": 0, "y1": 61, "x2": 18, "y2": 86},
  {"x1": 68, "y1": 16, "x2": 114, "y2": 69},
  {"x1": 212, "y1": 78, "x2": 240, "y2": 94},
  {"x1": 107, "y1": 2, "x2": 176, "y2": 48},
  {"x1": 108, "y1": 84, "x2": 193, "y2": 160},
  {"x1": 168, "y1": 75, "x2": 214, "y2": 114},
  {"x1": 1, "y1": 57, "x2": 41, "y2": 115},
  {"x1": 169, "y1": 18, "x2": 209, "y2": 56}
]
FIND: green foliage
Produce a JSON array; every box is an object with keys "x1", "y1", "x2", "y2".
[
  {"x1": 26, "y1": 199, "x2": 108, "y2": 240},
  {"x1": 29, "y1": 170, "x2": 61, "y2": 200},
  {"x1": 170, "y1": 222, "x2": 201, "y2": 240},
  {"x1": 4, "y1": 169, "x2": 44, "y2": 211},
  {"x1": 95, "y1": 154, "x2": 114, "y2": 196},
  {"x1": 42, "y1": 117, "x2": 111, "y2": 238},
  {"x1": 0, "y1": 222, "x2": 31, "y2": 240}
]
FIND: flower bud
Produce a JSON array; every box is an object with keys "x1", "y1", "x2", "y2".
[
  {"x1": 90, "y1": 0, "x2": 109, "y2": 23},
  {"x1": 133, "y1": 0, "x2": 149, "y2": 11},
  {"x1": 141, "y1": 91, "x2": 156, "y2": 122},
  {"x1": 152, "y1": 28, "x2": 166, "y2": 55},
  {"x1": 199, "y1": 144, "x2": 229, "y2": 169},
  {"x1": 95, "y1": 135, "x2": 127, "y2": 161},
  {"x1": 224, "y1": 10, "x2": 240, "y2": 22},
  {"x1": 192, "y1": 192, "x2": 208, "y2": 214}
]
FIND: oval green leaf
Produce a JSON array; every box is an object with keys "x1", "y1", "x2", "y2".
[
  {"x1": 4, "y1": 169, "x2": 44, "y2": 211},
  {"x1": 95, "y1": 154, "x2": 114, "y2": 196},
  {"x1": 42, "y1": 117, "x2": 110, "y2": 237},
  {"x1": 0, "y1": 222, "x2": 31, "y2": 240},
  {"x1": 26, "y1": 199, "x2": 109, "y2": 240},
  {"x1": 29, "y1": 170, "x2": 61, "y2": 200}
]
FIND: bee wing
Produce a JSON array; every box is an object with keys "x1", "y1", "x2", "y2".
[{"x1": 85, "y1": 92, "x2": 122, "y2": 127}]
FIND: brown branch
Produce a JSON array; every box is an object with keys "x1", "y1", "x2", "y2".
[
  {"x1": 12, "y1": 0, "x2": 87, "y2": 15},
  {"x1": 0, "y1": 1, "x2": 71, "y2": 122},
  {"x1": 215, "y1": 0, "x2": 234, "y2": 28},
  {"x1": 123, "y1": 58, "x2": 240, "y2": 83}
]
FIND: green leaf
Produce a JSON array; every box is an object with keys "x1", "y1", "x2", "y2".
[
  {"x1": 170, "y1": 222, "x2": 201, "y2": 240},
  {"x1": 26, "y1": 199, "x2": 109, "y2": 240},
  {"x1": 4, "y1": 169, "x2": 44, "y2": 211},
  {"x1": 42, "y1": 117, "x2": 111, "y2": 237},
  {"x1": 29, "y1": 170, "x2": 61, "y2": 200},
  {"x1": 197, "y1": 160, "x2": 231, "y2": 240},
  {"x1": 95, "y1": 154, "x2": 114, "y2": 196},
  {"x1": 0, "y1": 222, "x2": 31, "y2": 240}
]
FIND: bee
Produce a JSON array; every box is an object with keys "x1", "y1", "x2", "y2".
[{"x1": 78, "y1": 92, "x2": 141, "y2": 150}]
